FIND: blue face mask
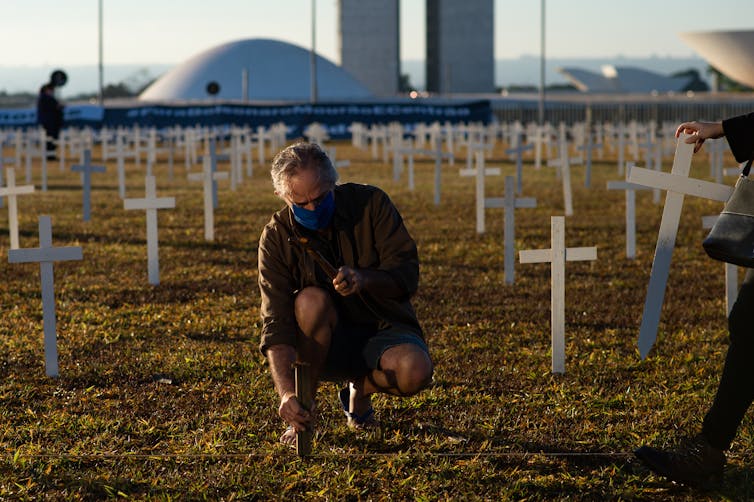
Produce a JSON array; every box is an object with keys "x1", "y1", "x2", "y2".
[{"x1": 291, "y1": 190, "x2": 335, "y2": 230}]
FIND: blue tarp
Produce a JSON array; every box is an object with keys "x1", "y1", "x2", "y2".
[{"x1": 0, "y1": 100, "x2": 491, "y2": 138}]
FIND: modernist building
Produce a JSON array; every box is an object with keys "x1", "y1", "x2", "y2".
[
  {"x1": 139, "y1": 38, "x2": 371, "y2": 102},
  {"x1": 338, "y1": 0, "x2": 400, "y2": 97},
  {"x1": 679, "y1": 30, "x2": 754, "y2": 89},
  {"x1": 426, "y1": 0, "x2": 494, "y2": 94},
  {"x1": 557, "y1": 66, "x2": 701, "y2": 93}
]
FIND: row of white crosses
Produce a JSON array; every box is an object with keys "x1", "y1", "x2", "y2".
[
  {"x1": 512, "y1": 133, "x2": 735, "y2": 372},
  {"x1": 4, "y1": 172, "x2": 175, "y2": 377}
]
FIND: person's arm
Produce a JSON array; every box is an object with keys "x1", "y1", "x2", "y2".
[
  {"x1": 333, "y1": 266, "x2": 403, "y2": 297},
  {"x1": 676, "y1": 113, "x2": 754, "y2": 162},
  {"x1": 257, "y1": 220, "x2": 312, "y2": 431},
  {"x1": 332, "y1": 188, "x2": 418, "y2": 299},
  {"x1": 675, "y1": 120, "x2": 724, "y2": 153},
  {"x1": 266, "y1": 344, "x2": 311, "y2": 432}
]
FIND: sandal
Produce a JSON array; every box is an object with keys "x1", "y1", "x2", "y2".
[{"x1": 338, "y1": 386, "x2": 379, "y2": 429}]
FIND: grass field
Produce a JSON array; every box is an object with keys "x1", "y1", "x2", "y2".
[{"x1": 0, "y1": 136, "x2": 752, "y2": 500}]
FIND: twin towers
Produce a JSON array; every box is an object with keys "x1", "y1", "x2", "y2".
[{"x1": 338, "y1": 0, "x2": 495, "y2": 96}]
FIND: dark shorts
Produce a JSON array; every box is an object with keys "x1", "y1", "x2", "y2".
[{"x1": 319, "y1": 319, "x2": 429, "y2": 382}]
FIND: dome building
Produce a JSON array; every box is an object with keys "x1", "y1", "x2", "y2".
[
  {"x1": 679, "y1": 30, "x2": 754, "y2": 89},
  {"x1": 138, "y1": 38, "x2": 372, "y2": 102},
  {"x1": 557, "y1": 65, "x2": 699, "y2": 93}
]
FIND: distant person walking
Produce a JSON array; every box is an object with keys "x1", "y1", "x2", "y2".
[
  {"x1": 36, "y1": 83, "x2": 64, "y2": 160},
  {"x1": 634, "y1": 114, "x2": 754, "y2": 487}
]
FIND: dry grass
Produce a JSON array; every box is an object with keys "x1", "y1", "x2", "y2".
[{"x1": 0, "y1": 137, "x2": 751, "y2": 500}]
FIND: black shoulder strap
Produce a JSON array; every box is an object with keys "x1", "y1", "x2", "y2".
[{"x1": 743, "y1": 148, "x2": 754, "y2": 178}]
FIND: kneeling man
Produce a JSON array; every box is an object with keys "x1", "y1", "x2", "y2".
[{"x1": 258, "y1": 142, "x2": 433, "y2": 446}]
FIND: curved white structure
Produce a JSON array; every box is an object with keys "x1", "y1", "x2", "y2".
[
  {"x1": 558, "y1": 65, "x2": 694, "y2": 93},
  {"x1": 679, "y1": 30, "x2": 754, "y2": 89},
  {"x1": 139, "y1": 38, "x2": 372, "y2": 102}
]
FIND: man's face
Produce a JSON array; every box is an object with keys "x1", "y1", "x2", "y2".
[{"x1": 284, "y1": 167, "x2": 330, "y2": 210}]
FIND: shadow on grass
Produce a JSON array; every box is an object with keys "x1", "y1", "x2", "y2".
[{"x1": 85, "y1": 277, "x2": 249, "y2": 307}]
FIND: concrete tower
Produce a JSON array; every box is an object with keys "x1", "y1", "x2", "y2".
[
  {"x1": 339, "y1": 0, "x2": 400, "y2": 97},
  {"x1": 426, "y1": 0, "x2": 494, "y2": 94}
]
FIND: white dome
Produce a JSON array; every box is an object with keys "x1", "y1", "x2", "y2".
[
  {"x1": 679, "y1": 30, "x2": 754, "y2": 89},
  {"x1": 139, "y1": 38, "x2": 372, "y2": 102}
]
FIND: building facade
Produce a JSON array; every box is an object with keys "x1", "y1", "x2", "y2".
[
  {"x1": 338, "y1": 0, "x2": 400, "y2": 97},
  {"x1": 426, "y1": 0, "x2": 494, "y2": 94}
]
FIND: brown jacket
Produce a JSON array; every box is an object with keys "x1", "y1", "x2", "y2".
[{"x1": 258, "y1": 183, "x2": 423, "y2": 355}]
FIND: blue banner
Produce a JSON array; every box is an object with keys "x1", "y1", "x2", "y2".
[{"x1": 0, "y1": 101, "x2": 491, "y2": 138}]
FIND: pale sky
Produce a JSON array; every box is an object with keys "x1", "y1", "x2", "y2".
[{"x1": 2, "y1": 0, "x2": 753, "y2": 67}]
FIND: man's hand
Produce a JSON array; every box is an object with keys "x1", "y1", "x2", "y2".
[
  {"x1": 675, "y1": 120, "x2": 725, "y2": 153},
  {"x1": 278, "y1": 391, "x2": 314, "y2": 432},
  {"x1": 333, "y1": 266, "x2": 364, "y2": 296}
]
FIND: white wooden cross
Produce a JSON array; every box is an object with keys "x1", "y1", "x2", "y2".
[
  {"x1": 327, "y1": 147, "x2": 351, "y2": 172},
  {"x1": 34, "y1": 129, "x2": 50, "y2": 191},
  {"x1": 13, "y1": 129, "x2": 23, "y2": 171},
  {"x1": 114, "y1": 133, "x2": 130, "y2": 199},
  {"x1": 0, "y1": 153, "x2": 5, "y2": 209},
  {"x1": 606, "y1": 162, "x2": 651, "y2": 259},
  {"x1": 368, "y1": 124, "x2": 385, "y2": 160},
  {"x1": 486, "y1": 175, "x2": 537, "y2": 284},
  {"x1": 256, "y1": 125, "x2": 270, "y2": 166},
  {"x1": 71, "y1": 149, "x2": 106, "y2": 222},
  {"x1": 615, "y1": 122, "x2": 626, "y2": 176},
  {"x1": 124, "y1": 175, "x2": 176, "y2": 285},
  {"x1": 462, "y1": 141, "x2": 494, "y2": 175},
  {"x1": 350, "y1": 122, "x2": 367, "y2": 149},
  {"x1": 702, "y1": 215, "x2": 739, "y2": 315},
  {"x1": 24, "y1": 129, "x2": 44, "y2": 184},
  {"x1": 547, "y1": 141, "x2": 576, "y2": 217},
  {"x1": 304, "y1": 122, "x2": 329, "y2": 145},
  {"x1": 1, "y1": 167, "x2": 35, "y2": 249},
  {"x1": 394, "y1": 142, "x2": 427, "y2": 191},
  {"x1": 628, "y1": 134, "x2": 734, "y2": 359},
  {"x1": 637, "y1": 133, "x2": 662, "y2": 204},
  {"x1": 146, "y1": 128, "x2": 158, "y2": 177},
  {"x1": 228, "y1": 127, "x2": 253, "y2": 190},
  {"x1": 427, "y1": 136, "x2": 454, "y2": 206},
  {"x1": 8, "y1": 215, "x2": 83, "y2": 377},
  {"x1": 188, "y1": 155, "x2": 229, "y2": 241},
  {"x1": 528, "y1": 123, "x2": 548, "y2": 169},
  {"x1": 388, "y1": 127, "x2": 408, "y2": 181},
  {"x1": 519, "y1": 216, "x2": 597, "y2": 373},
  {"x1": 197, "y1": 139, "x2": 228, "y2": 209},
  {"x1": 707, "y1": 138, "x2": 726, "y2": 183},
  {"x1": 460, "y1": 151, "x2": 501, "y2": 234},
  {"x1": 627, "y1": 120, "x2": 641, "y2": 162},
  {"x1": 505, "y1": 131, "x2": 534, "y2": 194},
  {"x1": 240, "y1": 126, "x2": 256, "y2": 178},
  {"x1": 577, "y1": 131, "x2": 603, "y2": 188}
]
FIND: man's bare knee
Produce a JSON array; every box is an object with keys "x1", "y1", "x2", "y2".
[
  {"x1": 294, "y1": 287, "x2": 336, "y2": 334},
  {"x1": 381, "y1": 345, "x2": 433, "y2": 396}
]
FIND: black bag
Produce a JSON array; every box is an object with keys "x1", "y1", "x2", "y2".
[{"x1": 702, "y1": 155, "x2": 754, "y2": 267}]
